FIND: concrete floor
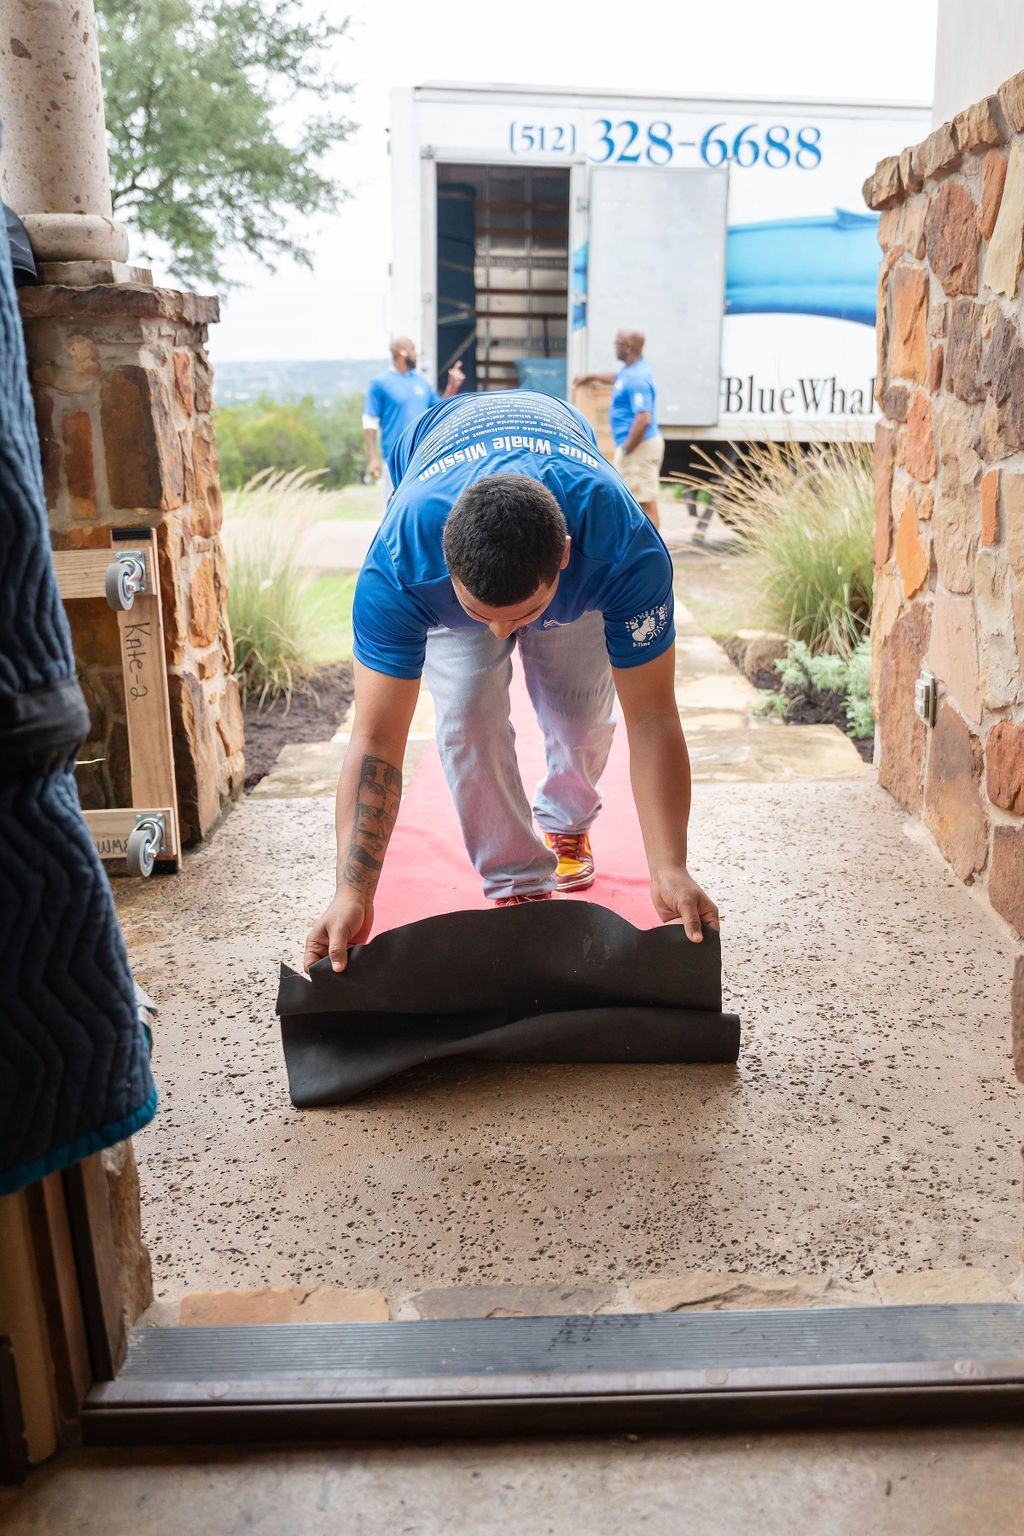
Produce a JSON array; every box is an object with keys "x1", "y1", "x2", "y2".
[
  {"x1": 112, "y1": 549, "x2": 1022, "y2": 1307},
  {"x1": 117, "y1": 766, "x2": 1022, "y2": 1304},
  {"x1": 298, "y1": 517, "x2": 380, "y2": 572},
  {"x1": 5, "y1": 1427, "x2": 1024, "y2": 1535},
  {"x1": 19, "y1": 529, "x2": 1022, "y2": 1531}
]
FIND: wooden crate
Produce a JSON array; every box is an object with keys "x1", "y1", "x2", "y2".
[{"x1": 571, "y1": 381, "x2": 615, "y2": 462}]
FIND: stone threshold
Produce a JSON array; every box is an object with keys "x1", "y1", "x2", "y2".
[{"x1": 139, "y1": 1267, "x2": 1019, "y2": 1327}]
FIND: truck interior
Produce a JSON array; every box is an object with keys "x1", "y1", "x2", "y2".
[{"x1": 435, "y1": 163, "x2": 571, "y2": 396}]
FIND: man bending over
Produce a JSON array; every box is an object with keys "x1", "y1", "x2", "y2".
[{"x1": 305, "y1": 390, "x2": 717, "y2": 972}]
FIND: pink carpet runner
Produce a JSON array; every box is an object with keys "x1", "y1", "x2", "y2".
[{"x1": 372, "y1": 664, "x2": 658, "y2": 933}]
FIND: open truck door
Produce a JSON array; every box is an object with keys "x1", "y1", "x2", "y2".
[{"x1": 579, "y1": 165, "x2": 729, "y2": 429}]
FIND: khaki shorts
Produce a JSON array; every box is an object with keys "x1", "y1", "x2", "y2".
[{"x1": 614, "y1": 433, "x2": 665, "y2": 501}]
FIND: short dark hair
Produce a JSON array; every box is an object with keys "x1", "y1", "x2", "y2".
[{"x1": 443, "y1": 474, "x2": 567, "y2": 606}]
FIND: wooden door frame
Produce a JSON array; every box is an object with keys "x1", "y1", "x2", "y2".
[{"x1": 0, "y1": 1153, "x2": 137, "y2": 1479}]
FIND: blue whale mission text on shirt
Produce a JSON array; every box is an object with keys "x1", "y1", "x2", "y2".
[{"x1": 352, "y1": 391, "x2": 675, "y2": 681}]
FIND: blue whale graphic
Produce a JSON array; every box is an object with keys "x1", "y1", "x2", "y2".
[
  {"x1": 725, "y1": 209, "x2": 880, "y2": 327},
  {"x1": 570, "y1": 208, "x2": 879, "y2": 336}
]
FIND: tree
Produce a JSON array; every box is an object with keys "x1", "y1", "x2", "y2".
[
  {"x1": 317, "y1": 392, "x2": 366, "y2": 487},
  {"x1": 212, "y1": 393, "x2": 366, "y2": 488},
  {"x1": 96, "y1": 0, "x2": 354, "y2": 287},
  {"x1": 214, "y1": 396, "x2": 327, "y2": 486}
]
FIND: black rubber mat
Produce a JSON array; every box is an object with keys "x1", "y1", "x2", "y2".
[{"x1": 277, "y1": 902, "x2": 741, "y2": 1106}]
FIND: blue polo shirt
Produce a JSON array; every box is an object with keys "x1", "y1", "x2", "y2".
[
  {"x1": 364, "y1": 368, "x2": 440, "y2": 461},
  {"x1": 353, "y1": 391, "x2": 675, "y2": 681},
  {"x1": 610, "y1": 359, "x2": 658, "y2": 447}
]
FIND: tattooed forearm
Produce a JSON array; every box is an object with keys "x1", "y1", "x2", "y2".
[{"x1": 338, "y1": 754, "x2": 402, "y2": 895}]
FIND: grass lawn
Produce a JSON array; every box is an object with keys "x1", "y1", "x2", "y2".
[
  {"x1": 668, "y1": 528, "x2": 762, "y2": 640},
  {"x1": 306, "y1": 572, "x2": 358, "y2": 664},
  {"x1": 314, "y1": 483, "x2": 384, "y2": 521},
  {"x1": 675, "y1": 549, "x2": 761, "y2": 638}
]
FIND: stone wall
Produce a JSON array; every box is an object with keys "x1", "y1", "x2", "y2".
[
  {"x1": 866, "y1": 73, "x2": 1024, "y2": 941},
  {"x1": 19, "y1": 277, "x2": 243, "y2": 842}
]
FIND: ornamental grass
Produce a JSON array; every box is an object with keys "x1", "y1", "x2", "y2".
[
  {"x1": 674, "y1": 439, "x2": 875, "y2": 656},
  {"x1": 222, "y1": 468, "x2": 338, "y2": 706}
]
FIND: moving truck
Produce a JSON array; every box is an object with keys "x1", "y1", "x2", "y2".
[{"x1": 389, "y1": 83, "x2": 929, "y2": 463}]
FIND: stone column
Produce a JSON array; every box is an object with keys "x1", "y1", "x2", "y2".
[
  {"x1": 0, "y1": 0, "x2": 128, "y2": 262},
  {"x1": 865, "y1": 73, "x2": 1024, "y2": 942},
  {"x1": 19, "y1": 281, "x2": 244, "y2": 842},
  {"x1": 1, "y1": 0, "x2": 240, "y2": 842}
]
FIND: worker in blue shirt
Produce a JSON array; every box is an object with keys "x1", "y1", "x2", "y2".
[
  {"x1": 363, "y1": 337, "x2": 464, "y2": 498},
  {"x1": 304, "y1": 390, "x2": 718, "y2": 975},
  {"x1": 575, "y1": 327, "x2": 665, "y2": 527}
]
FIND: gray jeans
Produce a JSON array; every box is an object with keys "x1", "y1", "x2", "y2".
[{"x1": 423, "y1": 610, "x2": 616, "y2": 900}]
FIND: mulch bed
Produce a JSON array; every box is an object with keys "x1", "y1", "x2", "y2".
[
  {"x1": 719, "y1": 635, "x2": 745, "y2": 670},
  {"x1": 242, "y1": 660, "x2": 355, "y2": 791},
  {"x1": 718, "y1": 635, "x2": 874, "y2": 764}
]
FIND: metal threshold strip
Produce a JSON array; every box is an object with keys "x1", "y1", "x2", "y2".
[{"x1": 83, "y1": 1304, "x2": 1024, "y2": 1444}]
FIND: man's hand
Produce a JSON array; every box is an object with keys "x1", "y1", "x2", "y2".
[
  {"x1": 312, "y1": 670, "x2": 417, "y2": 977},
  {"x1": 367, "y1": 454, "x2": 381, "y2": 481},
  {"x1": 650, "y1": 867, "x2": 719, "y2": 943},
  {"x1": 445, "y1": 360, "x2": 465, "y2": 395},
  {"x1": 304, "y1": 889, "x2": 374, "y2": 974}
]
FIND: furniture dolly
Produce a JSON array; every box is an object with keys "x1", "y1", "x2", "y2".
[{"x1": 51, "y1": 527, "x2": 180, "y2": 877}]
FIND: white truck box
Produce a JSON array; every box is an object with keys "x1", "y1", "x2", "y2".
[{"x1": 390, "y1": 82, "x2": 929, "y2": 451}]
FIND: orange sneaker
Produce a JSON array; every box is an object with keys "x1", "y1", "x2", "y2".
[
  {"x1": 494, "y1": 892, "x2": 554, "y2": 907},
  {"x1": 544, "y1": 831, "x2": 596, "y2": 892}
]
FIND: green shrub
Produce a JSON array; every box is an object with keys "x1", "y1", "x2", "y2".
[
  {"x1": 222, "y1": 468, "x2": 330, "y2": 705},
  {"x1": 843, "y1": 638, "x2": 874, "y2": 740},
  {"x1": 776, "y1": 640, "x2": 848, "y2": 695},
  {"x1": 676, "y1": 441, "x2": 875, "y2": 655},
  {"x1": 753, "y1": 688, "x2": 789, "y2": 720},
  {"x1": 754, "y1": 636, "x2": 875, "y2": 739},
  {"x1": 317, "y1": 393, "x2": 368, "y2": 489}
]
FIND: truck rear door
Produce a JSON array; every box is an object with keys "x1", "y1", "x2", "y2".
[{"x1": 584, "y1": 166, "x2": 728, "y2": 427}]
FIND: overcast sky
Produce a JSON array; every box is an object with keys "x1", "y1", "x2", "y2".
[{"x1": 203, "y1": 0, "x2": 938, "y2": 362}]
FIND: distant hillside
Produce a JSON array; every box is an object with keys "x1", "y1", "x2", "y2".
[{"x1": 212, "y1": 358, "x2": 386, "y2": 406}]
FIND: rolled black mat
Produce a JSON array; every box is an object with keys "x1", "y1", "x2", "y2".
[{"x1": 277, "y1": 902, "x2": 740, "y2": 1106}]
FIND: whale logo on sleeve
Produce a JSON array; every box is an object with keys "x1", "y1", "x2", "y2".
[{"x1": 626, "y1": 604, "x2": 670, "y2": 648}]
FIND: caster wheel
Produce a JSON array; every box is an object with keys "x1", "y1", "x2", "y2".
[
  {"x1": 126, "y1": 823, "x2": 159, "y2": 877},
  {"x1": 104, "y1": 554, "x2": 145, "y2": 612}
]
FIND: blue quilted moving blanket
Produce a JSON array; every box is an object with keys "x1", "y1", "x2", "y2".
[{"x1": 0, "y1": 230, "x2": 157, "y2": 1195}]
